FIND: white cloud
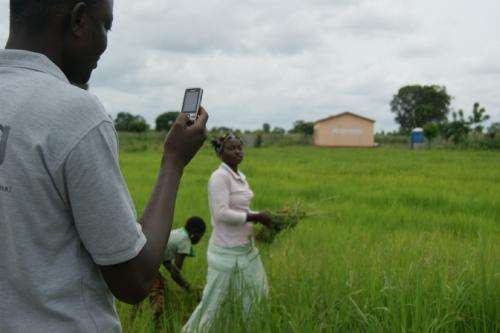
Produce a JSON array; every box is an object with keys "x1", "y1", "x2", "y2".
[{"x1": 1, "y1": 0, "x2": 499, "y2": 131}]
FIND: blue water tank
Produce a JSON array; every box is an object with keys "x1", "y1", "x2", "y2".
[{"x1": 411, "y1": 128, "x2": 424, "y2": 144}]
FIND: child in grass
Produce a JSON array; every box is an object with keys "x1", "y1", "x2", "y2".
[{"x1": 139, "y1": 216, "x2": 206, "y2": 329}]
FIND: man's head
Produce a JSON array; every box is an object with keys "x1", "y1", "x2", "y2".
[
  {"x1": 8, "y1": 0, "x2": 114, "y2": 84},
  {"x1": 184, "y1": 216, "x2": 206, "y2": 245}
]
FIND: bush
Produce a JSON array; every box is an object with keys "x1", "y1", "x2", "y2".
[
  {"x1": 423, "y1": 123, "x2": 439, "y2": 148},
  {"x1": 156, "y1": 112, "x2": 179, "y2": 132},
  {"x1": 254, "y1": 134, "x2": 263, "y2": 148},
  {"x1": 487, "y1": 122, "x2": 500, "y2": 139},
  {"x1": 374, "y1": 133, "x2": 409, "y2": 145},
  {"x1": 115, "y1": 112, "x2": 149, "y2": 133},
  {"x1": 128, "y1": 119, "x2": 150, "y2": 133}
]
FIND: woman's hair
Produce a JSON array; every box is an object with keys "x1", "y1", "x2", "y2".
[{"x1": 210, "y1": 133, "x2": 242, "y2": 155}]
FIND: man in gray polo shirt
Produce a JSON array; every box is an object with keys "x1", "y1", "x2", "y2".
[{"x1": 0, "y1": 0, "x2": 208, "y2": 332}]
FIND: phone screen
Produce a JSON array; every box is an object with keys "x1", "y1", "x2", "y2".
[{"x1": 182, "y1": 90, "x2": 200, "y2": 113}]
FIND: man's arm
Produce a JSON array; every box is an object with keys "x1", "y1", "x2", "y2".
[
  {"x1": 164, "y1": 256, "x2": 190, "y2": 291},
  {"x1": 99, "y1": 109, "x2": 208, "y2": 304}
]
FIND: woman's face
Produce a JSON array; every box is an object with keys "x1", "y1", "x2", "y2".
[{"x1": 220, "y1": 138, "x2": 243, "y2": 167}]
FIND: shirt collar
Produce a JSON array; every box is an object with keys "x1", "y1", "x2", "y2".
[
  {"x1": 220, "y1": 162, "x2": 246, "y2": 181},
  {"x1": 0, "y1": 49, "x2": 69, "y2": 83}
]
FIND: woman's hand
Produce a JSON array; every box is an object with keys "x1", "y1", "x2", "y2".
[{"x1": 247, "y1": 212, "x2": 272, "y2": 227}]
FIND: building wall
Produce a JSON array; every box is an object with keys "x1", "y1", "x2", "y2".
[{"x1": 314, "y1": 114, "x2": 374, "y2": 147}]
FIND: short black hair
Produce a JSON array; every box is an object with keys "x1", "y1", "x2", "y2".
[
  {"x1": 185, "y1": 216, "x2": 206, "y2": 234},
  {"x1": 9, "y1": 0, "x2": 101, "y2": 33}
]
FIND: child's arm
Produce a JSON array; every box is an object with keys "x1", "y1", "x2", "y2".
[
  {"x1": 163, "y1": 256, "x2": 190, "y2": 291},
  {"x1": 175, "y1": 253, "x2": 186, "y2": 270}
]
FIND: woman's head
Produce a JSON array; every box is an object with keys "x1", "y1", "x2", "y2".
[{"x1": 211, "y1": 134, "x2": 244, "y2": 168}]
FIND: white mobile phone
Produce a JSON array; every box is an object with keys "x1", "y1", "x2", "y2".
[{"x1": 181, "y1": 88, "x2": 203, "y2": 121}]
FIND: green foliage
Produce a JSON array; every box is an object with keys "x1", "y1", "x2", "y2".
[
  {"x1": 254, "y1": 202, "x2": 307, "y2": 243},
  {"x1": 254, "y1": 134, "x2": 263, "y2": 148},
  {"x1": 128, "y1": 119, "x2": 149, "y2": 133},
  {"x1": 375, "y1": 131, "x2": 409, "y2": 145},
  {"x1": 468, "y1": 102, "x2": 490, "y2": 133},
  {"x1": 259, "y1": 133, "x2": 312, "y2": 147},
  {"x1": 262, "y1": 123, "x2": 271, "y2": 134},
  {"x1": 271, "y1": 127, "x2": 285, "y2": 134},
  {"x1": 289, "y1": 120, "x2": 314, "y2": 135},
  {"x1": 117, "y1": 146, "x2": 500, "y2": 332},
  {"x1": 487, "y1": 122, "x2": 500, "y2": 139},
  {"x1": 390, "y1": 85, "x2": 451, "y2": 133},
  {"x1": 155, "y1": 111, "x2": 179, "y2": 132},
  {"x1": 115, "y1": 112, "x2": 149, "y2": 132},
  {"x1": 423, "y1": 122, "x2": 439, "y2": 148},
  {"x1": 442, "y1": 110, "x2": 471, "y2": 145},
  {"x1": 118, "y1": 132, "x2": 165, "y2": 152}
]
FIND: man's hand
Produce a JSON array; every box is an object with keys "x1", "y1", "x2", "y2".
[{"x1": 163, "y1": 107, "x2": 208, "y2": 168}]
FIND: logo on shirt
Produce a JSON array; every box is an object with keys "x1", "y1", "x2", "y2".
[
  {"x1": 0, "y1": 184, "x2": 12, "y2": 193},
  {"x1": 0, "y1": 124, "x2": 10, "y2": 166}
]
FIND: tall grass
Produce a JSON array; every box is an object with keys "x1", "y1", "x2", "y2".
[{"x1": 118, "y1": 145, "x2": 500, "y2": 332}]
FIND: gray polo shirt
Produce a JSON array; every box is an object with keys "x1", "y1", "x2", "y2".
[{"x1": 0, "y1": 50, "x2": 146, "y2": 332}]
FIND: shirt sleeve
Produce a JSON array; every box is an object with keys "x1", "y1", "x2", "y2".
[
  {"x1": 63, "y1": 121, "x2": 146, "y2": 266},
  {"x1": 176, "y1": 237, "x2": 193, "y2": 256},
  {"x1": 208, "y1": 172, "x2": 247, "y2": 225}
]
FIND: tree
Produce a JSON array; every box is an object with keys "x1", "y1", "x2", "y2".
[
  {"x1": 442, "y1": 110, "x2": 470, "y2": 145},
  {"x1": 289, "y1": 120, "x2": 314, "y2": 135},
  {"x1": 467, "y1": 102, "x2": 490, "y2": 133},
  {"x1": 156, "y1": 111, "x2": 179, "y2": 132},
  {"x1": 390, "y1": 85, "x2": 451, "y2": 134},
  {"x1": 262, "y1": 123, "x2": 271, "y2": 134},
  {"x1": 423, "y1": 122, "x2": 438, "y2": 149},
  {"x1": 114, "y1": 112, "x2": 136, "y2": 132},
  {"x1": 128, "y1": 117, "x2": 150, "y2": 132},
  {"x1": 272, "y1": 127, "x2": 286, "y2": 134},
  {"x1": 487, "y1": 122, "x2": 500, "y2": 139},
  {"x1": 114, "y1": 112, "x2": 149, "y2": 132}
]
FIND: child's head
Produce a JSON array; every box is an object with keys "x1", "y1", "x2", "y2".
[{"x1": 185, "y1": 216, "x2": 206, "y2": 244}]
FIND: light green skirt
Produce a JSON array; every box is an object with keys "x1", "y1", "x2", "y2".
[{"x1": 182, "y1": 241, "x2": 268, "y2": 332}]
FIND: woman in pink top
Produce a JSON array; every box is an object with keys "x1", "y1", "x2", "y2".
[{"x1": 183, "y1": 134, "x2": 271, "y2": 332}]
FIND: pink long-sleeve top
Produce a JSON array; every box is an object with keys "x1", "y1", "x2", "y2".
[{"x1": 208, "y1": 163, "x2": 255, "y2": 247}]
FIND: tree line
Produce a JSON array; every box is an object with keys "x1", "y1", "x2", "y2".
[
  {"x1": 113, "y1": 84, "x2": 499, "y2": 147},
  {"x1": 390, "y1": 84, "x2": 499, "y2": 146},
  {"x1": 113, "y1": 111, "x2": 315, "y2": 136}
]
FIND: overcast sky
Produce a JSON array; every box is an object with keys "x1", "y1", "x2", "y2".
[{"x1": 1, "y1": 0, "x2": 499, "y2": 131}]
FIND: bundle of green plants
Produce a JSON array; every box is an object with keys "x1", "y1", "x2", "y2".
[{"x1": 254, "y1": 202, "x2": 307, "y2": 243}]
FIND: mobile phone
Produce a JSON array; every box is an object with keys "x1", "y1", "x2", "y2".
[{"x1": 181, "y1": 88, "x2": 203, "y2": 121}]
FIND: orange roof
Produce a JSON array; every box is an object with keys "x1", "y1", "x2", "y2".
[{"x1": 315, "y1": 112, "x2": 375, "y2": 124}]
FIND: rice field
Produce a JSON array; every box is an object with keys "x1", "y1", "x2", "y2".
[{"x1": 117, "y1": 144, "x2": 500, "y2": 332}]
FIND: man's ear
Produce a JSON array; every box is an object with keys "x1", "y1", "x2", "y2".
[{"x1": 69, "y1": 2, "x2": 88, "y2": 37}]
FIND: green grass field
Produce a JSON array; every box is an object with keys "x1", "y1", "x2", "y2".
[{"x1": 117, "y1": 145, "x2": 499, "y2": 332}]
